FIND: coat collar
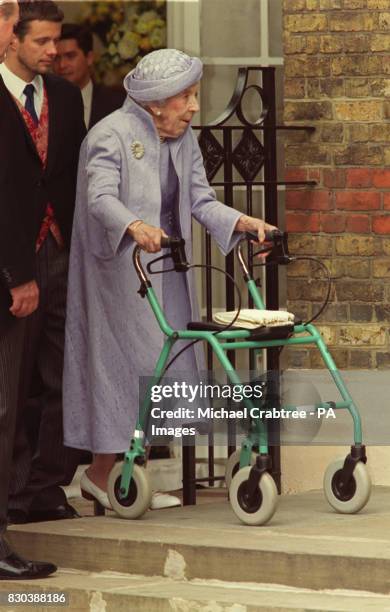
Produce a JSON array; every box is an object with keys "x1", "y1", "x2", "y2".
[
  {"x1": 0, "y1": 74, "x2": 41, "y2": 165},
  {"x1": 0, "y1": 73, "x2": 60, "y2": 174},
  {"x1": 0, "y1": 62, "x2": 43, "y2": 103},
  {"x1": 122, "y1": 95, "x2": 186, "y2": 164}
]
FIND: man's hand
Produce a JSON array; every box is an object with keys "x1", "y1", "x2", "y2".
[
  {"x1": 235, "y1": 214, "x2": 278, "y2": 244},
  {"x1": 128, "y1": 221, "x2": 168, "y2": 253},
  {"x1": 9, "y1": 280, "x2": 39, "y2": 318}
]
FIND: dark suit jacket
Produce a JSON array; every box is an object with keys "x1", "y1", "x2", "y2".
[
  {"x1": 0, "y1": 73, "x2": 86, "y2": 332},
  {"x1": 89, "y1": 82, "x2": 126, "y2": 129}
]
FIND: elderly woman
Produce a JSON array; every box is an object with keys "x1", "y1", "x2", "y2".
[{"x1": 63, "y1": 48, "x2": 274, "y2": 511}]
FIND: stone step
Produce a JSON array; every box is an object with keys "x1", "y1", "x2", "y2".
[
  {"x1": 8, "y1": 487, "x2": 390, "y2": 595},
  {"x1": 0, "y1": 569, "x2": 389, "y2": 612}
]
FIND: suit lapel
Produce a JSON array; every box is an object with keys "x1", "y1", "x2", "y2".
[
  {"x1": 44, "y1": 75, "x2": 59, "y2": 176},
  {"x1": 0, "y1": 76, "x2": 41, "y2": 164}
]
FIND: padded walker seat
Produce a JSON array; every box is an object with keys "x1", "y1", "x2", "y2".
[
  {"x1": 187, "y1": 309, "x2": 299, "y2": 340},
  {"x1": 186, "y1": 321, "x2": 295, "y2": 341}
]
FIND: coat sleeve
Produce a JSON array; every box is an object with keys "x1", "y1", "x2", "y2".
[
  {"x1": 0, "y1": 166, "x2": 36, "y2": 288},
  {"x1": 85, "y1": 128, "x2": 139, "y2": 258},
  {"x1": 189, "y1": 130, "x2": 242, "y2": 256}
]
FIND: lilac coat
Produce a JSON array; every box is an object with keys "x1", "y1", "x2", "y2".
[{"x1": 63, "y1": 97, "x2": 242, "y2": 453}]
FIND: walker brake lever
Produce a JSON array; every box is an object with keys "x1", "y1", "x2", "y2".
[
  {"x1": 146, "y1": 253, "x2": 172, "y2": 274},
  {"x1": 245, "y1": 230, "x2": 291, "y2": 265},
  {"x1": 147, "y1": 236, "x2": 190, "y2": 273}
]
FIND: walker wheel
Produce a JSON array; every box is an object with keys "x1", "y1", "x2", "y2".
[
  {"x1": 229, "y1": 466, "x2": 278, "y2": 526},
  {"x1": 323, "y1": 458, "x2": 371, "y2": 514},
  {"x1": 225, "y1": 449, "x2": 257, "y2": 490},
  {"x1": 107, "y1": 462, "x2": 152, "y2": 519}
]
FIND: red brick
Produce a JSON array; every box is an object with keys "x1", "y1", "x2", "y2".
[
  {"x1": 345, "y1": 168, "x2": 373, "y2": 188},
  {"x1": 346, "y1": 214, "x2": 370, "y2": 233},
  {"x1": 308, "y1": 169, "x2": 321, "y2": 182},
  {"x1": 335, "y1": 191, "x2": 381, "y2": 210},
  {"x1": 321, "y1": 213, "x2": 346, "y2": 233},
  {"x1": 372, "y1": 215, "x2": 390, "y2": 234},
  {"x1": 384, "y1": 193, "x2": 390, "y2": 210},
  {"x1": 285, "y1": 168, "x2": 307, "y2": 182},
  {"x1": 286, "y1": 212, "x2": 320, "y2": 233},
  {"x1": 323, "y1": 169, "x2": 346, "y2": 188},
  {"x1": 286, "y1": 190, "x2": 332, "y2": 210},
  {"x1": 372, "y1": 169, "x2": 390, "y2": 188}
]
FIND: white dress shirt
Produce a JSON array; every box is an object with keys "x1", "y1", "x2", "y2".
[
  {"x1": 0, "y1": 62, "x2": 44, "y2": 118},
  {"x1": 81, "y1": 79, "x2": 93, "y2": 128}
]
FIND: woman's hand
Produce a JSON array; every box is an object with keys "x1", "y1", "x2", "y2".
[
  {"x1": 235, "y1": 214, "x2": 278, "y2": 244},
  {"x1": 128, "y1": 221, "x2": 168, "y2": 253}
]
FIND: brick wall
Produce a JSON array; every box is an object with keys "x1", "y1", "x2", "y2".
[{"x1": 283, "y1": 0, "x2": 390, "y2": 369}]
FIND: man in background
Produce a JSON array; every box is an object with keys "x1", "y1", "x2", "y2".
[
  {"x1": 54, "y1": 23, "x2": 125, "y2": 129},
  {"x1": 0, "y1": 0, "x2": 85, "y2": 527},
  {"x1": 0, "y1": 0, "x2": 56, "y2": 579}
]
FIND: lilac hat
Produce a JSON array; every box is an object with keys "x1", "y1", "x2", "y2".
[{"x1": 124, "y1": 48, "x2": 203, "y2": 102}]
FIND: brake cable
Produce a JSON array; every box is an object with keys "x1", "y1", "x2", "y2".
[
  {"x1": 253, "y1": 255, "x2": 331, "y2": 326},
  {"x1": 147, "y1": 260, "x2": 243, "y2": 375}
]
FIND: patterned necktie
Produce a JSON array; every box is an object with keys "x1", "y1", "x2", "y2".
[{"x1": 23, "y1": 83, "x2": 39, "y2": 125}]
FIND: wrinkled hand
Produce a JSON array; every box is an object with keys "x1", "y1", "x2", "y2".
[
  {"x1": 128, "y1": 221, "x2": 168, "y2": 253},
  {"x1": 235, "y1": 215, "x2": 279, "y2": 261},
  {"x1": 235, "y1": 214, "x2": 278, "y2": 244},
  {"x1": 9, "y1": 280, "x2": 39, "y2": 318}
]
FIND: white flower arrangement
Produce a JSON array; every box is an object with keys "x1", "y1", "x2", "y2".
[{"x1": 78, "y1": 1, "x2": 167, "y2": 86}]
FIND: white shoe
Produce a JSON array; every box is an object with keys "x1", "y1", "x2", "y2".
[
  {"x1": 80, "y1": 472, "x2": 112, "y2": 510},
  {"x1": 150, "y1": 492, "x2": 181, "y2": 510}
]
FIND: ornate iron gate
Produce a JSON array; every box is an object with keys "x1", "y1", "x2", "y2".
[{"x1": 182, "y1": 66, "x2": 314, "y2": 504}]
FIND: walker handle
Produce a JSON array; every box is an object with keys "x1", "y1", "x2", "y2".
[
  {"x1": 247, "y1": 230, "x2": 291, "y2": 265},
  {"x1": 160, "y1": 236, "x2": 189, "y2": 272},
  {"x1": 160, "y1": 236, "x2": 183, "y2": 249},
  {"x1": 245, "y1": 229, "x2": 284, "y2": 243}
]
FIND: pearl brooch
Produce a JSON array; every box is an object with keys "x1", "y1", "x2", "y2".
[{"x1": 131, "y1": 141, "x2": 145, "y2": 160}]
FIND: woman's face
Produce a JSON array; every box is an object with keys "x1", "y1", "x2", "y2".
[{"x1": 153, "y1": 82, "x2": 200, "y2": 139}]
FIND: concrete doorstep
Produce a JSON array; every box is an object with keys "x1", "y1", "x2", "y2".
[
  {"x1": 6, "y1": 493, "x2": 390, "y2": 592},
  {"x1": 1, "y1": 568, "x2": 390, "y2": 612},
  {"x1": 4, "y1": 486, "x2": 390, "y2": 609}
]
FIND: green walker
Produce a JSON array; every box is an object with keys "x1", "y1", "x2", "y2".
[{"x1": 106, "y1": 232, "x2": 371, "y2": 525}]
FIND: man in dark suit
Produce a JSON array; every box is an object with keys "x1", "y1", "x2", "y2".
[
  {"x1": 54, "y1": 23, "x2": 125, "y2": 129},
  {"x1": 0, "y1": 0, "x2": 86, "y2": 528},
  {"x1": 0, "y1": 0, "x2": 58, "y2": 580}
]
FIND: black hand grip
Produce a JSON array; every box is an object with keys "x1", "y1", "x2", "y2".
[
  {"x1": 265, "y1": 229, "x2": 283, "y2": 242},
  {"x1": 244, "y1": 229, "x2": 290, "y2": 265},
  {"x1": 245, "y1": 231, "x2": 260, "y2": 242},
  {"x1": 245, "y1": 229, "x2": 283, "y2": 243},
  {"x1": 160, "y1": 236, "x2": 172, "y2": 248},
  {"x1": 159, "y1": 236, "x2": 189, "y2": 271},
  {"x1": 160, "y1": 236, "x2": 185, "y2": 248}
]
